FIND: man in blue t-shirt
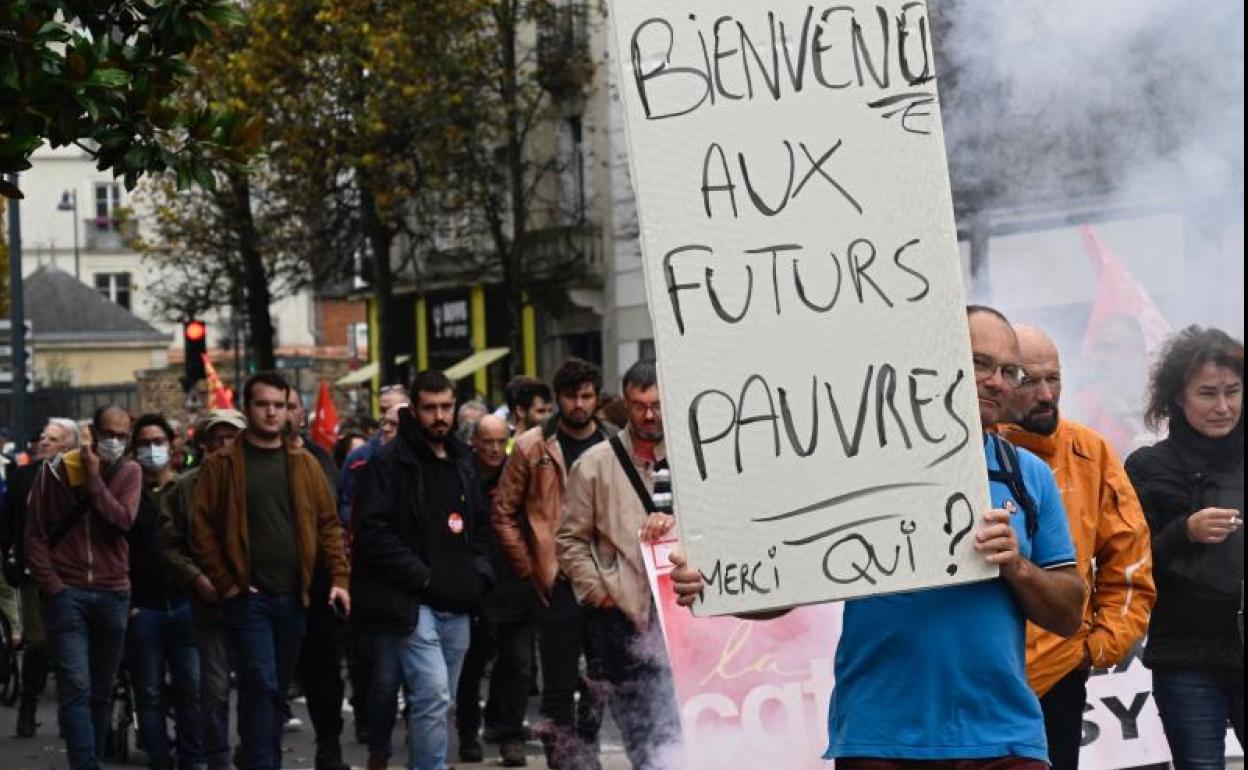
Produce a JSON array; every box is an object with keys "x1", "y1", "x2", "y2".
[{"x1": 671, "y1": 305, "x2": 1085, "y2": 769}]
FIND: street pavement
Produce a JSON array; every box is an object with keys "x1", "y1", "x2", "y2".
[
  {"x1": 0, "y1": 691, "x2": 1240, "y2": 770},
  {"x1": 0, "y1": 686, "x2": 631, "y2": 770}
]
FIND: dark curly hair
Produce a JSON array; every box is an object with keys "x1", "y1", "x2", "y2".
[
  {"x1": 1143, "y1": 325, "x2": 1244, "y2": 431},
  {"x1": 131, "y1": 413, "x2": 175, "y2": 447},
  {"x1": 551, "y1": 358, "x2": 602, "y2": 397}
]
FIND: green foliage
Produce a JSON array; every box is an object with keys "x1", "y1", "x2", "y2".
[{"x1": 0, "y1": 0, "x2": 251, "y2": 198}]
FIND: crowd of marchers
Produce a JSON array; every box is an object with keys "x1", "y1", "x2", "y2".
[{"x1": 0, "y1": 310, "x2": 1242, "y2": 770}]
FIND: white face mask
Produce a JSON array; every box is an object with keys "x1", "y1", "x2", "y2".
[
  {"x1": 136, "y1": 444, "x2": 170, "y2": 471},
  {"x1": 97, "y1": 438, "x2": 128, "y2": 463}
]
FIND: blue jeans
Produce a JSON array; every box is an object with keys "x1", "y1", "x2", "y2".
[
  {"x1": 1153, "y1": 667, "x2": 1246, "y2": 770},
  {"x1": 44, "y1": 586, "x2": 130, "y2": 770},
  {"x1": 126, "y1": 602, "x2": 204, "y2": 770},
  {"x1": 366, "y1": 632, "x2": 403, "y2": 758},
  {"x1": 196, "y1": 623, "x2": 234, "y2": 770},
  {"x1": 225, "y1": 592, "x2": 306, "y2": 770},
  {"x1": 399, "y1": 606, "x2": 470, "y2": 770}
]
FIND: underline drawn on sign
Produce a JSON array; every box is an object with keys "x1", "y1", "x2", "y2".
[
  {"x1": 866, "y1": 91, "x2": 937, "y2": 135},
  {"x1": 753, "y1": 481, "x2": 937, "y2": 524}
]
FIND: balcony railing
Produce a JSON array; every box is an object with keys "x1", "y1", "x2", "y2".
[
  {"x1": 521, "y1": 223, "x2": 603, "y2": 286},
  {"x1": 536, "y1": 2, "x2": 593, "y2": 98},
  {"x1": 83, "y1": 217, "x2": 138, "y2": 251}
]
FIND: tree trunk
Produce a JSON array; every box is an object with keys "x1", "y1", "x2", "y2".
[
  {"x1": 227, "y1": 171, "x2": 277, "y2": 371},
  {"x1": 360, "y1": 185, "x2": 401, "y2": 387},
  {"x1": 501, "y1": 0, "x2": 526, "y2": 377}
]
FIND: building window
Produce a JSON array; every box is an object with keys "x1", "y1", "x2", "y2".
[
  {"x1": 558, "y1": 116, "x2": 586, "y2": 222},
  {"x1": 94, "y1": 182, "x2": 122, "y2": 230},
  {"x1": 95, "y1": 272, "x2": 132, "y2": 311}
]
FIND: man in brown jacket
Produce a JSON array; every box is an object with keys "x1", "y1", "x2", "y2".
[
  {"x1": 557, "y1": 359, "x2": 682, "y2": 770},
  {"x1": 492, "y1": 358, "x2": 610, "y2": 770},
  {"x1": 191, "y1": 372, "x2": 350, "y2": 770},
  {"x1": 1000, "y1": 325, "x2": 1156, "y2": 770}
]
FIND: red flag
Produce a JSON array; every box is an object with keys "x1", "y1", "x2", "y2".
[
  {"x1": 202, "y1": 354, "x2": 234, "y2": 409},
  {"x1": 311, "y1": 379, "x2": 339, "y2": 451},
  {"x1": 1079, "y1": 225, "x2": 1172, "y2": 358}
]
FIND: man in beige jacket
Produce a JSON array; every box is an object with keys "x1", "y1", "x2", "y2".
[{"x1": 556, "y1": 360, "x2": 682, "y2": 770}]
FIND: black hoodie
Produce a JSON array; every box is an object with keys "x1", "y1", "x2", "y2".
[{"x1": 349, "y1": 410, "x2": 494, "y2": 633}]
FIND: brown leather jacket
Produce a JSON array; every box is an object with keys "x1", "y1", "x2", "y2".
[
  {"x1": 189, "y1": 436, "x2": 349, "y2": 607},
  {"x1": 491, "y1": 417, "x2": 611, "y2": 602}
]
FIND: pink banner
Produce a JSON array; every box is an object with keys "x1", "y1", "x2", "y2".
[
  {"x1": 643, "y1": 536, "x2": 841, "y2": 770},
  {"x1": 643, "y1": 538, "x2": 1241, "y2": 770}
]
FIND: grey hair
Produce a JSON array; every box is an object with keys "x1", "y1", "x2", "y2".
[
  {"x1": 457, "y1": 400, "x2": 489, "y2": 442},
  {"x1": 46, "y1": 417, "x2": 82, "y2": 450}
]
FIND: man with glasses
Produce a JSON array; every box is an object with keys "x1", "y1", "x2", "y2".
[
  {"x1": 671, "y1": 306, "x2": 1086, "y2": 769},
  {"x1": 492, "y1": 358, "x2": 610, "y2": 770},
  {"x1": 998, "y1": 325, "x2": 1155, "y2": 770},
  {"x1": 557, "y1": 359, "x2": 681, "y2": 770},
  {"x1": 159, "y1": 408, "x2": 246, "y2": 770},
  {"x1": 25, "y1": 405, "x2": 141, "y2": 770}
]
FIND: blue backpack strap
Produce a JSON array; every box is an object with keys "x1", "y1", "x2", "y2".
[{"x1": 987, "y1": 435, "x2": 1038, "y2": 538}]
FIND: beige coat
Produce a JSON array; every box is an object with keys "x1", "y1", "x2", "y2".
[{"x1": 556, "y1": 429, "x2": 663, "y2": 631}]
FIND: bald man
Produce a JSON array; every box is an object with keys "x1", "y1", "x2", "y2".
[
  {"x1": 457, "y1": 413, "x2": 535, "y2": 766},
  {"x1": 999, "y1": 325, "x2": 1156, "y2": 770}
]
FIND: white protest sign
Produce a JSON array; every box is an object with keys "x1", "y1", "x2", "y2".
[{"x1": 608, "y1": 1, "x2": 995, "y2": 614}]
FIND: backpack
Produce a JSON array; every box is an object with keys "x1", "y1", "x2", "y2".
[{"x1": 987, "y1": 435, "x2": 1039, "y2": 539}]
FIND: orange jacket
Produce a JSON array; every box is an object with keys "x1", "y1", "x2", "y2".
[{"x1": 1000, "y1": 419, "x2": 1156, "y2": 696}]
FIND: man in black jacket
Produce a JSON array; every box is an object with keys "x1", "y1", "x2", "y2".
[{"x1": 351, "y1": 370, "x2": 493, "y2": 770}]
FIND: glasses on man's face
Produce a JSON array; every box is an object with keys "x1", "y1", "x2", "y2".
[
  {"x1": 972, "y1": 354, "x2": 1026, "y2": 388},
  {"x1": 1018, "y1": 373, "x2": 1061, "y2": 393},
  {"x1": 379, "y1": 384, "x2": 406, "y2": 395},
  {"x1": 628, "y1": 400, "x2": 662, "y2": 417}
]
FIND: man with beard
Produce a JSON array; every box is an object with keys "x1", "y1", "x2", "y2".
[
  {"x1": 493, "y1": 359, "x2": 611, "y2": 770},
  {"x1": 351, "y1": 370, "x2": 493, "y2": 770},
  {"x1": 998, "y1": 325, "x2": 1156, "y2": 770},
  {"x1": 190, "y1": 372, "x2": 350, "y2": 770},
  {"x1": 557, "y1": 360, "x2": 682, "y2": 770},
  {"x1": 672, "y1": 306, "x2": 1086, "y2": 769}
]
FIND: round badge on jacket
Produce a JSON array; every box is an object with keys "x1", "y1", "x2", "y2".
[{"x1": 447, "y1": 512, "x2": 465, "y2": 535}]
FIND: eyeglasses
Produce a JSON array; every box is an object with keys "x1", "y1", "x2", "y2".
[
  {"x1": 628, "y1": 400, "x2": 662, "y2": 417},
  {"x1": 379, "y1": 384, "x2": 407, "y2": 395},
  {"x1": 1018, "y1": 373, "x2": 1061, "y2": 392},
  {"x1": 972, "y1": 354, "x2": 1026, "y2": 388}
]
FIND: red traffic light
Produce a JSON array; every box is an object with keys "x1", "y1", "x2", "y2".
[{"x1": 185, "y1": 320, "x2": 207, "y2": 343}]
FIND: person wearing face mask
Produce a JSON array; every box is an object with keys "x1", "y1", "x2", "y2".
[
  {"x1": 24, "y1": 404, "x2": 142, "y2": 770},
  {"x1": 125, "y1": 414, "x2": 204, "y2": 770}
]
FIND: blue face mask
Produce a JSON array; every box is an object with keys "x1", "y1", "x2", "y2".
[{"x1": 136, "y1": 444, "x2": 170, "y2": 471}]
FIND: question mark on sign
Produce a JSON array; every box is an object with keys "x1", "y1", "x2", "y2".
[{"x1": 943, "y1": 492, "x2": 975, "y2": 575}]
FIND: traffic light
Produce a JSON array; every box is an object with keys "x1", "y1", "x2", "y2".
[{"x1": 183, "y1": 319, "x2": 207, "y2": 391}]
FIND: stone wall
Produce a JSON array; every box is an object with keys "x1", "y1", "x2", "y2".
[{"x1": 136, "y1": 356, "x2": 359, "y2": 431}]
